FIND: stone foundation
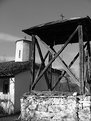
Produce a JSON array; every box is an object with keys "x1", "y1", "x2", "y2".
[{"x1": 20, "y1": 91, "x2": 91, "y2": 121}]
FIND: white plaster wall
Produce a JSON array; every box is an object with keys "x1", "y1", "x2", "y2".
[
  {"x1": 15, "y1": 41, "x2": 23, "y2": 62},
  {"x1": 14, "y1": 71, "x2": 31, "y2": 112},
  {"x1": 9, "y1": 78, "x2": 15, "y2": 106},
  {"x1": 15, "y1": 40, "x2": 32, "y2": 62},
  {"x1": 22, "y1": 41, "x2": 32, "y2": 61}
]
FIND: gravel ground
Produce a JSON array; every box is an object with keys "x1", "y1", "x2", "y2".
[{"x1": 0, "y1": 113, "x2": 21, "y2": 121}]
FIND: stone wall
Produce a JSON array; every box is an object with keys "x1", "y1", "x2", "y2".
[{"x1": 20, "y1": 91, "x2": 91, "y2": 121}]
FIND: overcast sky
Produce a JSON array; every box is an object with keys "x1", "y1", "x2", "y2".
[{"x1": 0, "y1": 0, "x2": 91, "y2": 76}]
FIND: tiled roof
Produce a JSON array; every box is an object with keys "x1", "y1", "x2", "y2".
[
  {"x1": 0, "y1": 61, "x2": 62, "y2": 78},
  {"x1": 0, "y1": 61, "x2": 31, "y2": 77}
]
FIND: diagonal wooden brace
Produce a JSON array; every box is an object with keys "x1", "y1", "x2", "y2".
[
  {"x1": 52, "y1": 42, "x2": 87, "y2": 90},
  {"x1": 33, "y1": 38, "x2": 51, "y2": 90},
  {"x1": 49, "y1": 48, "x2": 80, "y2": 85},
  {"x1": 34, "y1": 51, "x2": 49, "y2": 83},
  {"x1": 31, "y1": 26, "x2": 79, "y2": 89}
]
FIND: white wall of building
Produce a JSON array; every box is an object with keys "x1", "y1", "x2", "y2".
[
  {"x1": 9, "y1": 78, "x2": 15, "y2": 107},
  {"x1": 14, "y1": 71, "x2": 31, "y2": 112},
  {"x1": 22, "y1": 41, "x2": 32, "y2": 61},
  {"x1": 15, "y1": 40, "x2": 32, "y2": 62},
  {"x1": 15, "y1": 41, "x2": 23, "y2": 62}
]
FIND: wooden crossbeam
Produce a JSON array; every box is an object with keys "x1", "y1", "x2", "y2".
[
  {"x1": 34, "y1": 51, "x2": 49, "y2": 83},
  {"x1": 35, "y1": 38, "x2": 44, "y2": 63},
  {"x1": 32, "y1": 38, "x2": 51, "y2": 90},
  {"x1": 52, "y1": 71, "x2": 65, "y2": 90},
  {"x1": 31, "y1": 27, "x2": 78, "y2": 89},
  {"x1": 51, "y1": 48, "x2": 80, "y2": 85},
  {"x1": 52, "y1": 42, "x2": 87, "y2": 90}
]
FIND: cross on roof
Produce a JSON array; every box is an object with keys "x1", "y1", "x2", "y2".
[{"x1": 60, "y1": 14, "x2": 65, "y2": 20}]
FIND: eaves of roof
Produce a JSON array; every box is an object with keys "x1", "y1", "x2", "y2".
[{"x1": 23, "y1": 16, "x2": 91, "y2": 46}]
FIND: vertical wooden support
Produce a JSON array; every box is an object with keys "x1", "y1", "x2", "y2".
[
  {"x1": 78, "y1": 25, "x2": 84, "y2": 94},
  {"x1": 89, "y1": 57, "x2": 91, "y2": 95},
  {"x1": 48, "y1": 52, "x2": 52, "y2": 89},
  {"x1": 31, "y1": 35, "x2": 36, "y2": 85},
  {"x1": 34, "y1": 38, "x2": 51, "y2": 90},
  {"x1": 86, "y1": 41, "x2": 91, "y2": 94}
]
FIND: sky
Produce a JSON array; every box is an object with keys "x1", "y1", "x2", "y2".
[{"x1": 0, "y1": 0, "x2": 91, "y2": 76}]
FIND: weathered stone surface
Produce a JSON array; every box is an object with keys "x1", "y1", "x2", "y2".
[{"x1": 20, "y1": 91, "x2": 91, "y2": 121}]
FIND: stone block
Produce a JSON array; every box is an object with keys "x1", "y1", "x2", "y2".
[{"x1": 20, "y1": 91, "x2": 91, "y2": 121}]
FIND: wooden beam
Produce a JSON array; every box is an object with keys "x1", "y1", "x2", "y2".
[
  {"x1": 52, "y1": 48, "x2": 80, "y2": 85},
  {"x1": 32, "y1": 38, "x2": 51, "y2": 90},
  {"x1": 87, "y1": 41, "x2": 91, "y2": 57},
  {"x1": 35, "y1": 38, "x2": 44, "y2": 63},
  {"x1": 52, "y1": 71, "x2": 66, "y2": 90},
  {"x1": 31, "y1": 27, "x2": 79, "y2": 89},
  {"x1": 78, "y1": 25, "x2": 84, "y2": 94},
  {"x1": 86, "y1": 41, "x2": 91, "y2": 94},
  {"x1": 34, "y1": 51, "x2": 49, "y2": 83},
  {"x1": 48, "y1": 52, "x2": 53, "y2": 89},
  {"x1": 31, "y1": 35, "x2": 36, "y2": 84},
  {"x1": 52, "y1": 42, "x2": 87, "y2": 90}
]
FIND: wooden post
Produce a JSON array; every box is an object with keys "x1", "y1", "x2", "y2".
[
  {"x1": 89, "y1": 57, "x2": 91, "y2": 95},
  {"x1": 78, "y1": 25, "x2": 84, "y2": 95},
  {"x1": 33, "y1": 38, "x2": 51, "y2": 90},
  {"x1": 31, "y1": 35, "x2": 36, "y2": 85},
  {"x1": 48, "y1": 52, "x2": 52, "y2": 89},
  {"x1": 86, "y1": 41, "x2": 91, "y2": 94}
]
